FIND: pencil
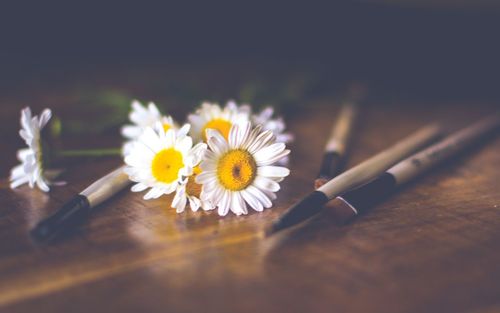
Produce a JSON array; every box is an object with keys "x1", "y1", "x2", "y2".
[
  {"x1": 30, "y1": 165, "x2": 130, "y2": 243},
  {"x1": 314, "y1": 92, "x2": 360, "y2": 189},
  {"x1": 330, "y1": 114, "x2": 500, "y2": 221},
  {"x1": 266, "y1": 123, "x2": 442, "y2": 236}
]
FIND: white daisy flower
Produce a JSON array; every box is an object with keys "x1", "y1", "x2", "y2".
[
  {"x1": 196, "y1": 122, "x2": 290, "y2": 216},
  {"x1": 252, "y1": 106, "x2": 294, "y2": 144},
  {"x1": 10, "y1": 107, "x2": 52, "y2": 192},
  {"x1": 124, "y1": 123, "x2": 204, "y2": 201},
  {"x1": 121, "y1": 100, "x2": 178, "y2": 154},
  {"x1": 171, "y1": 141, "x2": 213, "y2": 213},
  {"x1": 187, "y1": 100, "x2": 250, "y2": 143}
]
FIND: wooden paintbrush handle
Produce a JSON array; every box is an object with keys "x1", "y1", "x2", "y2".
[{"x1": 318, "y1": 123, "x2": 442, "y2": 200}]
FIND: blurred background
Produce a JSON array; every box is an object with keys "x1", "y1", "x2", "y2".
[
  {"x1": 2, "y1": 1, "x2": 499, "y2": 98},
  {"x1": 1, "y1": 1, "x2": 499, "y2": 175}
]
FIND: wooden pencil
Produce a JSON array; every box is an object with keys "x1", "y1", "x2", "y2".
[
  {"x1": 31, "y1": 165, "x2": 130, "y2": 243},
  {"x1": 330, "y1": 113, "x2": 500, "y2": 221},
  {"x1": 266, "y1": 123, "x2": 443, "y2": 236}
]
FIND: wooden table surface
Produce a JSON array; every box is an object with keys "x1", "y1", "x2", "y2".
[{"x1": 0, "y1": 71, "x2": 499, "y2": 313}]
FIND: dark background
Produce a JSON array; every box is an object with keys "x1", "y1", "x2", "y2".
[{"x1": 1, "y1": 1, "x2": 500, "y2": 101}]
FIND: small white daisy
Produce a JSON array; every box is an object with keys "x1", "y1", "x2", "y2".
[
  {"x1": 124, "y1": 123, "x2": 204, "y2": 201},
  {"x1": 171, "y1": 142, "x2": 214, "y2": 213},
  {"x1": 121, "y1": 100, "x2": 178, "y2": 154},
  {"x1": 196, "y1": 122, "x2": 290, "y2": 216},
  {"x1": 10, "y1": 107, "x2": 52, "y2": 192},
  {"x1": 187, "y1": 100, "x2": 250, "y2": 143},
  {"x1": 252, "y1": 106, "x2": 294, "y2": 144},
  {"x1": 252, "y1": 106, "x2": 293, "y2": 165}
]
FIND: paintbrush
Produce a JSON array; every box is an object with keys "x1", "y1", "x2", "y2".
[
  {"x1": 30, "y1": 165, "x2": 130, "y2": 243},
  {"x1": 329, "y1": 114, "x2": 500, "y2": 221},
  {"x1": 314, "y1": 85, "x2": 363, "y2": 188},
  {"x1": 266, "y1": 123, "x2": 442, "y2": 236}
]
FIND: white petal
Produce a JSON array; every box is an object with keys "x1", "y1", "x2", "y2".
[
  {"x1": 188, "y1": 196, "x2": 201, "y2": 212},
  {"x1": 175, "y1": 136, "x2": 193, "y2": 154},
  {"x1": 163, "y1": 183, "x2": 178, "y2": 194},
  {"x1": 253, "y1": 176, "x2": 280, "y2": 192},
  {"x1": 247, "y1": 130, "x2": 276, "y2": 154},
  {"x1": 277, "y1": 133, "x2": 294, "y2": 144},
  {"x1": 38, "y1": 109, "x2": 52, "y2": 128},
  {"x1": 36, "y1": 176, "x2": 50, "y2": 192},
  {"x1": 17, "y1": 148, "x2": 32, "y2": 161},
  {"x1": 199, "y1": 160, "x2": 217, "y2": 172},
  {"x1": 218, "y1": 190, "x2": 231, "y2": 216},
  {"x1": 258, "y1": 107, "x2": 274, "y2": 121},
  {"x1": 257, "y1": 166, "x2": 290, "y2": 178},
  {"x1": 131, "y1": 183, "x2": 149, "y2": 192},
  {"x1": 255, "y1": 148, "x2": 290, "y2": 166},
  {"x1": 208, "y1": 186, "x2": 225, "y2": 212},
  {"x1": 188, "y1": 143, "x2": 207, "y2": 165},
  {"x1": 241, "y1": 189, "x2": 263, "y2": 212},
  {"x1": 206, "y1": 129, "x2": 228, "y2": 155},
  {"x1": 19, "y1": 129, "x2": 33, "y2": 144},
  {"x1": 20, "y1": 107, "x2": 33, "y2": 134},
  {"x1": 147, "y1": 102, "x2": 161, "y2": 117},
  {"x1": 172, "y1": 188, "x2": 187, "y2": 213},
  {"x1": 232, "y1": 192, "x2": 247, "y2": 215},
  {"x1": 140, "y1": 127, "x2": 163, "y2": 153},
  {"x1": 229, "y1": 122, "x2": 251, "y2": 149},
  {"x1": 261, "y1": 188, "x2": 277, "y2": 201},
  {"x1": 247, "y1": 185, "x2": 273, "y2": 208},
  {"x1": 254, "y1": 142, "x2": 285, "y2": 161},
  {"x1": 201, "y1": 199, "x2": 215, "y2": 211},
  {"x1": 124, "y1": 150, "x2": 154, "y2": 167},
  {"x1": 195, "y1": 171, "x2": 217, "y2": 184},
  {"x1": 164, "y1": 128, "x2": 176, "y2": 148},
  {"x1": 143, "y1": 187, "x2": 164, "y2": 200},
  {"x1": 177, "y1": 124, "x2": 191, "y2": 138},
  {"x1": 10, "y1": 175, "x2": 30, "y2": 189},
  {"x1": 10, "y1": 164, "x2": 26, "y2": 180},
  {"x1": 23, "y1": 154, "x2": 37, "y2": 174},
  {"x1": 121, "y1": 125, "x2": 143, "y2": 139}
]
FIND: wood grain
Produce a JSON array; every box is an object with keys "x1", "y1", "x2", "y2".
[{"x1": 0, "y1": 76, "x2": 499, "y2": 313}]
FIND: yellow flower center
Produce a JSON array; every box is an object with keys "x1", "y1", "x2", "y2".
[
  {"x1": 163, "y1": 123, "x2": 172, "y2": 133},
  {"x1": 202, "y1": 118, "x2": 232, "y2": 141},
  {"x1": 151, "y1": 148, "x2": 184, "y2": 184},
  {"x1": 217, "y1": 149, "x2": 257, "y2": 191},
  {"x1": 186, "y1": 166, "x2": 202, "y2": 197}
]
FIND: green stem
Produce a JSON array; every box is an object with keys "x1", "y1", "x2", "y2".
[{"x1": 58, "y1": 148, "x2": 122, "y2": 157}]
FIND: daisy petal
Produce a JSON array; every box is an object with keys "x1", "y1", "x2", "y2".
[
  {"x1": 10, "y1": 175, "x2": 30, "y2": 189},
  {"x1": 131, "y1": 183, "x2": 149, "y2": 192},
  {"x1": 257, "y1": 166, "x2": 290, "y2": 178},
  {"x1": 196, "y1": 171, "x2": 217, "y2": 184},
  {"x1": 188, "y1": 196, "x2": 201, "y2": 212},
  {"x1": 256, "y1": 149, "x2": 290, "y2": 166},
  {"x1": 178, "y1": 124, "x2": 191, "y2": 138},
  {"x1": 144, "y1": 187, "x2": 164, "y2": 200},
  {"x1": 218, "y1": 189, "x2": 231, "y2": 216},
  {"x1": 247, "y1": 185, "x2": 273, "y2": 208},
  {"x1": 172, "y1": 188, "x2": 187, "y2": 213},
  {"x1": 36, "y1": 177, "x2": 50, "y2": 192},
  {"x1": 38, "y1": 109, "x2": 52, "y2": 128},
  {"x1": 121, "y1": 125, "x2": 143, "y2": 139},
  {"x1": 241, "y1": 189, "x2": 264, "y2": 212},
  {"x1": 254, "y1": 176, "x2": 281, "y2": 192}
]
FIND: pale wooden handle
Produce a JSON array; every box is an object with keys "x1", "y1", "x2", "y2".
[
  {"x1": 325, "y1": 102, "x2": 358, "y2": 154},
  {"x1": 388, "y1": 114, "x2": 500, "y2": 185},
  {"x1": 318, "y1": 123, "x2": 442, "y2": 199},
  {"x1": 81, "y1": 165, "x2": 130, "y2": 207}
]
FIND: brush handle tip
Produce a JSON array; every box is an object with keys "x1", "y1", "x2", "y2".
[
  {"x1": 30, "y1": 195, "x2": 90, "y2": 244},
  {"x1": 267, "y1": 191, "x2": 329, "y2": 236}
]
